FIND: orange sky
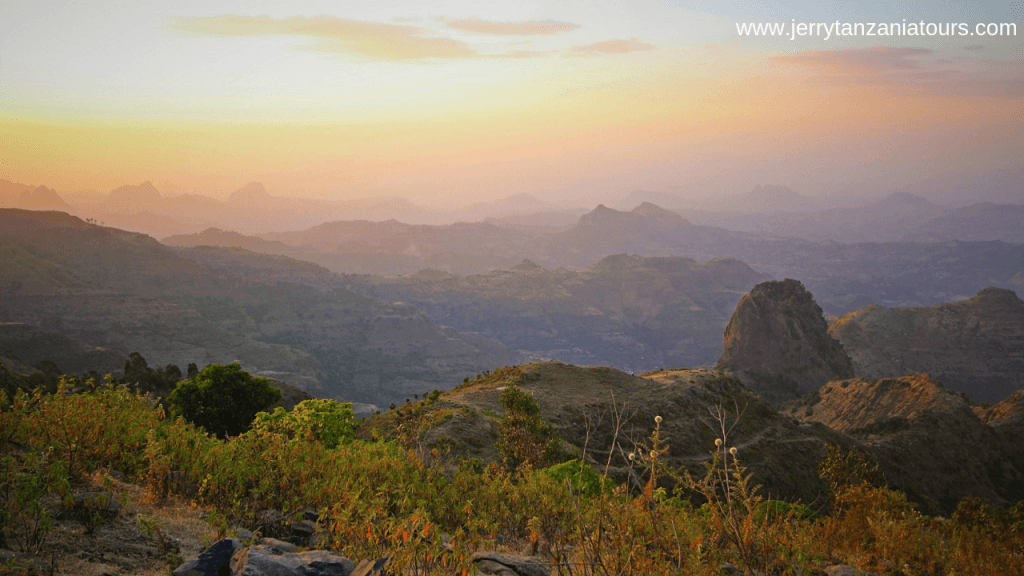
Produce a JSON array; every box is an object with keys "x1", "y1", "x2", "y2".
[{"x1": 1, "y1": 2, "x2": 1020, "y2": 205}]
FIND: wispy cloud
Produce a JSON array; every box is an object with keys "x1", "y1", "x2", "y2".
[
  {"x1": 445, "y1": 18, "x2": 580, "y2": 35},
  {"x1": 570, "y1": 38, "x2": 655, "y2": 55},
  {"x1": 770, "y1": 46, "x2": 1024, "y2": 97},
  {"x1": 771, "y1": 46, "x2": 931, "y2": 72},
  {"x1": 168, "y1": 15, "x2": 476, "y2": 61}
]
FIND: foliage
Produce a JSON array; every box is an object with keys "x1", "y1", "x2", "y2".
[
  {"x1": 0, "y1": 450, "x2": 70, "y2": 553},
  {"x1": 496, "y1": 384, "x2": 558, "y2": 469},
  {"x1": 543, "y1": 460, "x2": 614, "y2": 498},
  {"x1": 818, "y1": 443, "x2": 885, "y2": 499},
  {"x1": 250, "y1": 399, "x2": 356, "y2": 449},
  {"x1": 0, "y1": 380, "x2": 1022, "y2": 576},
  {"x1": 122, "y1": 351, "x2": 184, "y2": 396},
  {"x1": 166, "y1": 362, "x2": 280, "y2": 438}
]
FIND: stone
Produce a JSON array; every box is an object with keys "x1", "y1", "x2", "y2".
[
  {"x1": 349, "y1": 558, "x2": 390, "y2": 576},
  {"x1": 231, "y1": 545, "x2": 355, "y2": 576},
  {"x1": 257, "y1": 537, "x2": 298, "y2": 553},
  {"x1": 291, "y1": 519, "x2": 317, "y2": 537},
  {"x1": 72, "y1": 491, "x2": 121, "y2": 516},
  {"x1": 471, "y1": 551, "x2": 550, "y2": 576},
  {"x1": 172, "y1": 538, "x2": 243, "y2": 576}
]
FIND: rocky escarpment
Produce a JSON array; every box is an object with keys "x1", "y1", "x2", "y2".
[
  {"x1": 830, "y1": 287, "x2": 1024, "y2": 403},
  {"x1": 787, "y1": 374, "x2": 1024, "y2": 514},
  {"x1": 716, "y1": 279, "x2": 854, "y2": 402}
]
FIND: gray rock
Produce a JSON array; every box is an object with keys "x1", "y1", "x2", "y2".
[
  {"x1": 231, "y1": 545, "x2": 355, "y2": 576},
  {"x1": 72, "y1": 491, "x2": 121, "y2": 515},
  {"x1": 173, "y1": 538, "x2": 243, "y2": 576},
  {"x1": 258, "y1": 537, "x2": 299, "y2": 553},
  {"x1": 291, "y1": 519, "x2": 317, "y2": 537},
  {"x1": 472, "y1": 551, "x2": 550, "y2": 576},
  {"x1": 234, "y1": 528, "x2": 255, "y2": 542},
  {"x1": 349, "y1": 558, "x2": 390, "y2": 576}
]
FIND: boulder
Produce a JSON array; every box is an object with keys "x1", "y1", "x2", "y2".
[
  {"x1": 472, "y1": 551, "x2": 550, "y2": 576},
  {"x1": 230, "y1": 545, "x2": 355, "y2": 576},
  {"x1": 72, "y1": 491, "x2": 121, "y2": 516},
  {"x1": 349, "y1": 558, "x2": 390, "y2": 576},
  {"x1": 172, "y1": 538, "x2": 243, "y2": 576}
]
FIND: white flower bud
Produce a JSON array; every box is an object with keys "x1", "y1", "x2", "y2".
[
  {"x1": 654, "y1": 415, "x2": 662, "y2": 424},
  {"x1": 628, "y1": 452, "x2": 636, "y2": 461},
  {"x1": 714, "y1": 438, "x2": 723, "y2": 447},
  {"x1": 729, "y1": 447, "x2": 738, "y2": 456}
]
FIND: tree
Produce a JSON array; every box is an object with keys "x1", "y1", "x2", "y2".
[
  {"x1": 166, "y1": 363, "x2": 280, "y2": 438},
  {"x1": 496, "y1": 384, "x2": 558, "y2": 469},
  {"x1": 250, "y1": 399, "x2": 356, "y2": 449}
]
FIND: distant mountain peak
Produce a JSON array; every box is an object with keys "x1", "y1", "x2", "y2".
[
  {"x1": 109, "y1": 180, "x2": 161, "y2": 202},
  {"x1": 229, "y1": 182, "x2": 271, "y2": 203},
  {"x1": 511, "y1": 259, "x2": 543, "y2": 271},
  {"x1": 632, "y1": 202, "x2": 692, "y2": 225}
]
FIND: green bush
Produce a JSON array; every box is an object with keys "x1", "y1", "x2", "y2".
[
  {"x1": 250, "y1": 399, "x2": 356, "y2": 449},
  {"x1": 542, "y1": 459, "x2": 613, "y2": 497},
  {"x1": 166, "y1": 363, "x2": 280, "y2": 438}
]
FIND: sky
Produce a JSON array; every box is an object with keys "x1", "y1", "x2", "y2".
[{"x1": 1, "y1": 1, "x2": 1021, "y2": 206}]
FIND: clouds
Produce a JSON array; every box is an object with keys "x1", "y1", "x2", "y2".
[
  {"x1": 770, "y1": 45, "x2": 1024, "y2": 97},
  {"x1": 570, "y1": 38, "x2": 656, "y2": 55},
  {"x1": 445, "y1": 18, "x2": 579, "y2": 36},
  {"x1": 771, "y1": 46, "x2": 932, "y2": 72},
  {"x1": 169, "y1": 14, "x2": 654, "y2": 62},
  {"x1": 168, "y1": 15, "x2": 476, "y2": 60}
]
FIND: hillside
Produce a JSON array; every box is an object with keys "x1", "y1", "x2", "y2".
[
  {"x1": 785, "y1": 374, "x2": 1024, "y2": 512},
  {"x1": 347, "y1": 254, "x2": 768, "y2": 372},
  {"x1": 830, "y1": 287, "x2": 1024, "y2": 403},
  {"x1": 0, "y1": 209, "x2": 514, "y2": 409},
  {"x1": 362, "y1": 361, "x2": 852, "y2": 505}
]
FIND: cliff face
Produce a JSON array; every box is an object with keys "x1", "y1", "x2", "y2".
[
  {"x1": 716, "y1": 279, "x2": 854, "y2": 402},
  {"x1": 787, "y1": 374, "x2": 1024, "y2": 514},
  {"x1": 830, "y1": 287, "x2": 1024, "y2": 403}
]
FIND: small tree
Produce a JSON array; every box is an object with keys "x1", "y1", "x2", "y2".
[
  {"x1": 496, "y1": 384, "x2": 557, "y2": 469},
  {"x1": 166, "y1": 363, "x2": 280, "y2": 438},
  {"x1": 250, "y1": 399, "x2": 356, "y2": 448}
]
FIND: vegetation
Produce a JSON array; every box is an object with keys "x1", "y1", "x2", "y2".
[
  {"x1": 166, "y1": 362, "x2": 280, "y2": 438},
  {"x1": 0, "y1": 375, "x2": 1021, "y2": 576}
]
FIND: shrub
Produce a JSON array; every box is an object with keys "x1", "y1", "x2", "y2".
[
  {"x1": 495, "y1": 385, "x2": 557, "y2": 469},
  {"x1": 166, "y1": 363, "x2": 280, "y2": 438},
  {"x1": 250, "y1": 399, "x2": 356, "y2": 449},
  {"x1": 542, "y1": 460, "x2": 614, "y2": 498}
]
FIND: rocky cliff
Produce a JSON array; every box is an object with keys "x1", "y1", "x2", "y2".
[
  {"x1": 787, "y1": 374, "x2": 1024, "y2": 513},
  {"x1": 829, "y1": 287, "x2": 1024, "y2": 403},
  {"x1": 716, "y1": 279, "x2": 854, "y2": 402}
]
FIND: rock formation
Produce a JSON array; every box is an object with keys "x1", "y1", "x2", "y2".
[
  {"x1": 787, "y1": 374, "x2": 1024, "y2": 514},
  {"x1": 830, "y1": 287, "x2": 1024, "y2": 403},
  {"x1": 716, "y1": 279, "x2": 854, "y2": 402}
]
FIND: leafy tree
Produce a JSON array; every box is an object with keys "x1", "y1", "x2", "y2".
[
  {"x1": 250, "y1": 399, "x2": 356, "y2": 448},
  {"x1": 496, "y1": 384, "x2": 558, "y2": 469},
  {"x1": 166, "y1": 363, "x2": 280, "y2": 438}
]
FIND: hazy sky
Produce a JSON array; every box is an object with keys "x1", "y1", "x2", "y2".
[{"x1": 1, "y1": 1, "x2": 1020, "y2": 206}]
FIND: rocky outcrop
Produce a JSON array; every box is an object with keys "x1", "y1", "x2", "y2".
[
  {"x1": 788, "y1": 374, "x2": 1024, "y2": 514},
  {"x1": 787, "y1": 374, "x2": 968, "y2": 435},
  {"x1": 830, "y1": 287, "x2": 1024, "y2": 403},
  {"x1": 173, "y1": 538, "x2": 244, "y2": 576},
  {"x1": 230, "y1": 544, "x2": 355, "y2": 576},
  {"x1": 472, "y1": 551, "x2": 550, "y2": 576},
  {"x1": 716, "y1": 280, "x2": 854, "y2": 402}
]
